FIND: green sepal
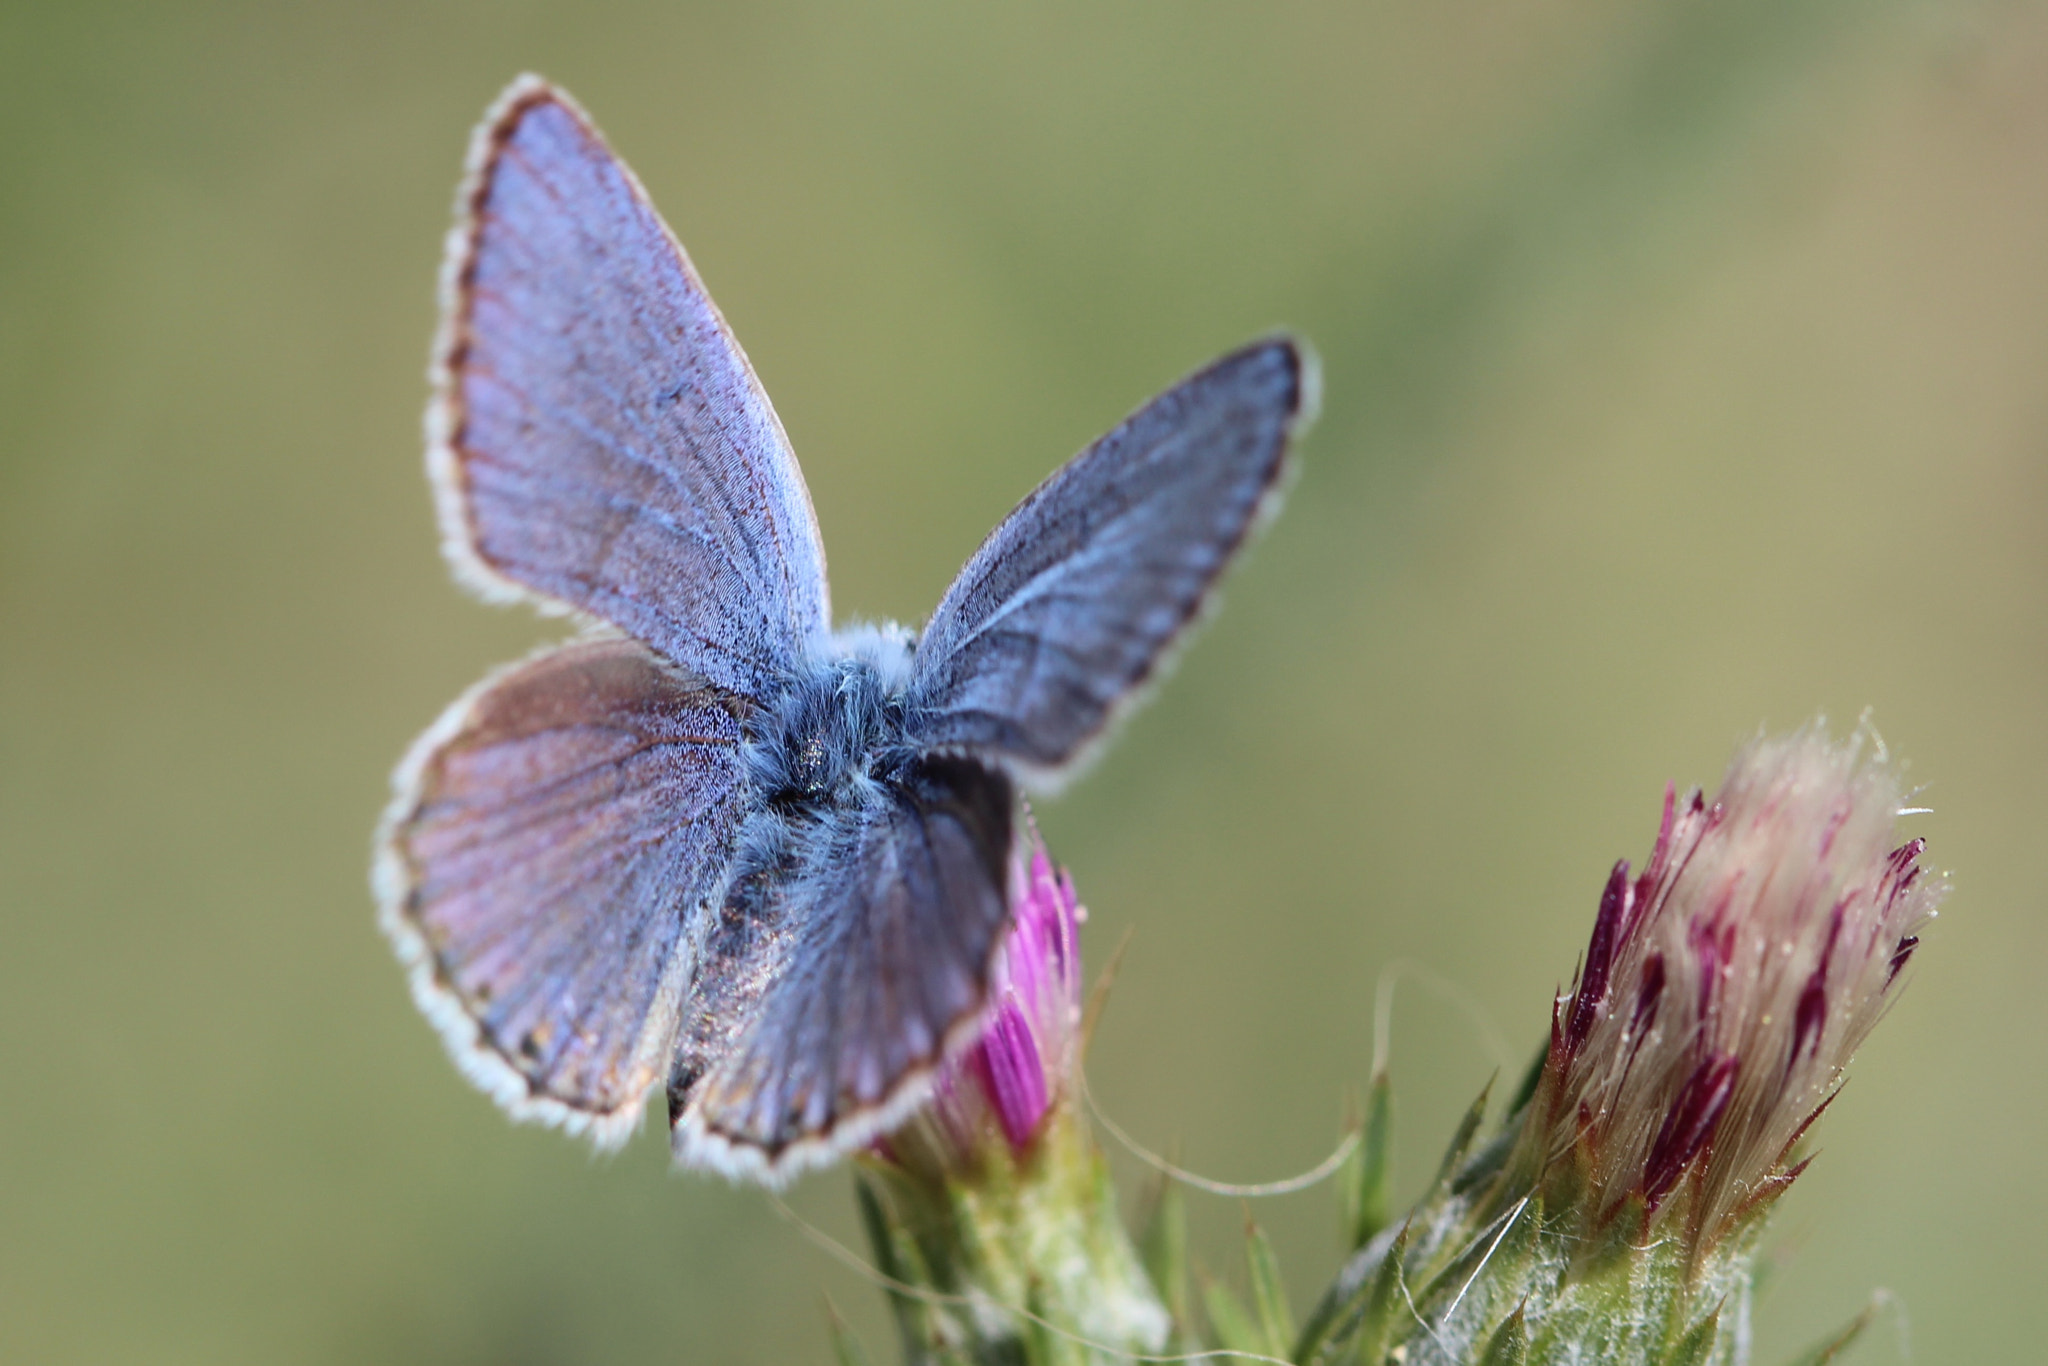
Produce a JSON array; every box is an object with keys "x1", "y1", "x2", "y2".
[
  {"x1": 1572, "y1": 1190, "x2": 1650, "y2": 1281},
  {"x1": 855, "y1": 1174, "x2": 938, "y2": 1363},
  {"x1": 854, "y1": 1105, "x2": 1173, "y2": 1364},
  {"x1": 1342, "y1": 1072, "x2": 1395, "y2": 1250},
  {"x1": 1409, "y1": 1193, "x2": 1541, "y2": 1351},
  {"x1": 1293, "y1": 1227, "x2": 1391, "y2": 1364},
  {"x1": 1243, "y1": 1216, "x2": 1296, "y2": 1357},
  {"x1": 1350, "y1": 1225, "x2": 1412, "y2": 1366},
  {"x1": 1138, "y1": 1172, "x2": 1191, "y2": 1342},
  {"x1": 1201, "y1": 1271, "x2": 1265, "y2": 1358},
  {"x1": 1451, "y1": 1123, "x2": 1519, "y2": 1199},
  {"x1": 1021, "y1": 1281, "x2": 1060, "y2": 1366},
  {"x1": 1478, "y1": 1304, "x2": 1530, "y2": 1366},
  {"x1": 1775, "y1": 1298, "x2": 1879, "y2": 1366},
  {"x1": 1293, "y1": 1223, "x2": 1410, "y2": 1365},
  {"x1": 823, "y1": 1295, "x2": 875, "y2": 1366},
  {"x1": 1662, "y1": 1301, "x2": 1722, "y2": 1366},
  {"x1": 1431, "y1": 1079, "x2": 1494, "y2": 1195}
]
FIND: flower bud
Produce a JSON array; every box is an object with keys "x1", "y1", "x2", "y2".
[
  {"x1": 1312, "y1": 726, "x2": 1948, "y2": 1366},
  {"x1": 1526, "y1": 724, "x2": 1944, "y2": 1254}
]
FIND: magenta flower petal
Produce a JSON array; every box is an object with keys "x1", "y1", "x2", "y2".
[
  {"x1": 973, "y1": 1010, "x2": 1050, "y2": 1151},
  {"x1": 912, "y1": 823, "x2": 1086, "y2": 1164}
]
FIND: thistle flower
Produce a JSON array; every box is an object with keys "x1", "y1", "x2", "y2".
[
  {"x1": 896, "y1": 837, "x2": 1085, "y2": 1169},
  {"x1": 1295, "y1": 724, "x2": 1945, "y2": 1366},
  {"x1": 851, "y1": 827, "x2": 1171, "y2": 1366},
  {"x1": 1524, "y1": 723, "x2": 1944, "y2": 1256}
]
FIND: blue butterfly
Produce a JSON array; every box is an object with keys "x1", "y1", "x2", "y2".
[{"x1": 375, "y1": 75, "x2": 1315, "y2": 1183}]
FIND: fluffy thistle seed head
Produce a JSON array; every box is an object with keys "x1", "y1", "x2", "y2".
[{"x1": 1524, "y1": 724, "x2": 1944, "y2": 1255}]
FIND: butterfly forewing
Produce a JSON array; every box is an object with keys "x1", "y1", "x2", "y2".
[
  {"x1": 434, "y1": 78, "x2": 830, "y2": 698},
  {"x1": 907, "y1": 339, "x2": 1310, "y2": 779},
  {"x1": 671, "y1": 757, "x2": 1014, "y2": 1175},
  {"x1": 378, "y1": 636, "x2": 751, "y2": 1140}
]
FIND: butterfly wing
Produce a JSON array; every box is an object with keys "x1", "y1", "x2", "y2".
[
  {"x1": 432, "y1": 76, "x2": 829, "y2": 697},
  {"x1": 907, "y1": 338, "x2": 1313, "y2": 782},
  {"x1": 668, "y1": 756, "x2": 1014, "y2": 1179},
  {"x1": 376, "y1": 636, "x2": 750, "y2": 1143}
]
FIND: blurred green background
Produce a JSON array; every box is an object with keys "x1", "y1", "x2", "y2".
[{"x1": 3, "y1": 1, "x2": 2043, "y2": 1361}]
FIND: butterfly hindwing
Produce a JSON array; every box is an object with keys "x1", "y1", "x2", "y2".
[
  {"x1": 377, "y1": 635, "x2": 751, "y2": 1142},
  {"x1": 670, "y1": 756, "x2": 1014, "y2": 1176},
  {"x1": 433, "y1": 77, "x2": 830, "y2": 698},
  {"x1": 907, "y1": 338, "x2": 1312, "y2": 780}
]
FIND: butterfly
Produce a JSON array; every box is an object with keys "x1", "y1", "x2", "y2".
[{"x1": 374, "y1": 75, "x2": 1316, "y2": 1184}]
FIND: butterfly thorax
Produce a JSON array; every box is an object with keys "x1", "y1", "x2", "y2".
[{"x1": 744, "y1": 626, "x2": 920, "y2": 812}]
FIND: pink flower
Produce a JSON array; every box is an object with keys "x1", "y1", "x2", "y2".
[
  {"x1": 889, "y1": 824, "x2": 1085, "y2": 1168},
  {"x1": 1529, "y1": 725, "x2": 1944, "y2": 1250}
]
